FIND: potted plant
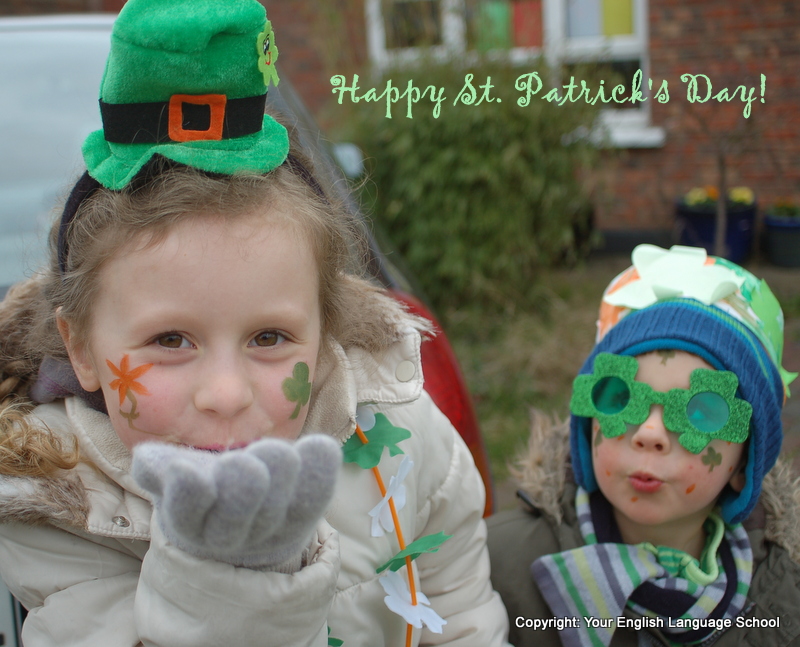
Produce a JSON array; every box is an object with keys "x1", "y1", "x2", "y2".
[
  {"x1": 675, "y1": 186, "x2": 756, "y2": 263},
  {"x1": 764, "y1": 199, "x2": 800, "y2": 267}
]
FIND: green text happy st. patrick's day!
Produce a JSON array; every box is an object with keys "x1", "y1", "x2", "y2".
[{"x1": 330, "y1": 70, "x2": 766, "y2": 120}]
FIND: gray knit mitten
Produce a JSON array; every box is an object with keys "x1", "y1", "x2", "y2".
[{"x1": 131, "y1": 435, "x2": 341, "y2": 570}]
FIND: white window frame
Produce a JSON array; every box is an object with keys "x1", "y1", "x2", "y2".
[
  {"x1": 543, "y1": 0, "x2": 665, "y2": 147},
  {"x1": 365, "y1": 0, "x2": 468, "y2": 71},
  {"x1": 365, "y1": 0, "x2": 665, "y2": 148}
]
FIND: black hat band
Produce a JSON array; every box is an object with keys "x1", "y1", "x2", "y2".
[{"x1": 100, "y1": 93, "x2": 267, "y2": 144}]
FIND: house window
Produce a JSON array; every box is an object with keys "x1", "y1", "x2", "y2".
[
  {"x1": 566, "y1": 0, "x2": 633, "y2": 38},
  {"x1": 365, "y1": 0, "x2": 664, "y2": 147},
  {"x1": 468, "y1": 1, "x2": 543, "y2": 51},
  {"x1": 366, "y1": 0, "x2": 466, "y2": 68},
  {"x1": 545, "y1": 0, "x2": 664, "y2": 146},
  {"x1": 384, "y1": 0, "x2": 442, "y2": 49}
]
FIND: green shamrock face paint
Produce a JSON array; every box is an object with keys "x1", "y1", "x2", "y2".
[
  {"x1": 282, "y1": 362, "x2": 311, "y2": 420},
  {"x1": 657, "y1": 349, "x2": 676, "y2": 365},
  {"x1": 702, "y1": 446, "x2": 723, "y2": 472},
  {"x1": 570, "y1": 353, "x2": 753, "y2": 453}
]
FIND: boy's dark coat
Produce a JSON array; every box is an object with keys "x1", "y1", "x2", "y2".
[{"x1": 488, "y1": 417, "x2": 800, "y2": 647}]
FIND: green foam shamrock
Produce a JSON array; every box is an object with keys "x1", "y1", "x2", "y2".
[
  {"x1": 662, "y1": 369, "x2": 752, "y2": 453},
  {"x1": 327, "y1": 627, "x2": 343, "y2": 646},
  {"x1": 256, "y1": 19, "x2": 280, "y2": 87},
  {"x1": 376, "y1": 532, "x2": 452, "y2": 574},
  {"x1": 570, "y1": 354, "x2": 653, "y2": 438},
  {"x1": 342, "y1": 414, "x2": 411, "y2": 469}
]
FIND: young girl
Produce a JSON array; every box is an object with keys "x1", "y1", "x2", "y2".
[
  {"x1": 0, "y1": 1, "x2": 509, "y2": 645},
  {"x1": 488, "y1": 244, "x2": 800, "y2": 647}
]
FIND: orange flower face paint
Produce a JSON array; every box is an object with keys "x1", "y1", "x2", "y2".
[
  {"x1": 686, "y1": 484, "x2": 696, "y2": 494},
  {"x1": 107, "y1": 354, "x2": 152, "y2": 405},
  {"x1": 106, "y1": 354, "x2": 152, "y2": 430}
]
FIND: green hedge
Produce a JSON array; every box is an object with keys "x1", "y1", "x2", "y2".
[{"x1": 345, "y1": 61, "x2": 603, "y2": 311}]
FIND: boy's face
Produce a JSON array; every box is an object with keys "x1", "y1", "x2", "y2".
[
  {"x1": 61, "y1": 213, "x2": 322, "y2": 451},
  {"x1": 591, "y1": 350, "x2": 745, "y2": 548}
]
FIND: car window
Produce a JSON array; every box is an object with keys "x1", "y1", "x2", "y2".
[{"x1": 0, "y1": 30, "x2": 109, "y2": 292}]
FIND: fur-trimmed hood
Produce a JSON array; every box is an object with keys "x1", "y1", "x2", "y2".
[
  {"x1": 510, "y1": 410, "x2": 800, "y2": 563},
  {"x1": 0, "y1": 470, "x2": 89, "y2": 528}
]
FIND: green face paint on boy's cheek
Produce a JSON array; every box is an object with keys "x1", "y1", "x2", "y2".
[
  {"x1": 702, "y1": 446, "x2": 723, "y2": 472},
  {"x1": 106, "y1": 354, "x2": 152, "y2": 431},
  {"x1": 657, "y1": 349, "x2": 676, "y2": 365},
  {"x1": 282, "y1": 361, "x2": 312, "y2": 420}
]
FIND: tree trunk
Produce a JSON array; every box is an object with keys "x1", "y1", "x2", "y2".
[{"x1": 714, "y1": 152, "x2": 728, "y2": 258}]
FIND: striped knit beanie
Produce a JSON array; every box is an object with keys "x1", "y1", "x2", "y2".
[{"x1": 570, "y1": 245, "x2": 797, "y2": 524}]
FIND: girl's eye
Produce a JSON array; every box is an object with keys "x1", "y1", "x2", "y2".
[
  {"x1": 249, "y1": 331, "x2": 284, "y2": 347},
  {"x1": 156, "y1": 333, "x2": 191, "y2": 349}
]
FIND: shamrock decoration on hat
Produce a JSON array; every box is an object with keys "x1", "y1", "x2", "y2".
[
  {"x1": 82, "y1": 0, "x2": 289, "y2": 190},
  {"x1": 257, "y1": 20, "x2": 280, "y2": 87}
]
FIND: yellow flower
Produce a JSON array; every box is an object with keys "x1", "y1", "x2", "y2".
[
  {"x1": 684, "y1": 187, "x2": 710, "y2": 206},
  {"x1": 684, "y1": 186, "x2": 754, "y2": 206},
  {"x1": 729, "y1": 186, "x2": 754, "y2": 205}
]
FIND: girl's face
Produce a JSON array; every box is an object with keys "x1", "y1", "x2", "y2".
[
  {"x1": 61, "y1": 213, "x2": 322, "y2": 451},
  {"x1": 591, "y1": 350, "x2": 745, "y2": 553}
]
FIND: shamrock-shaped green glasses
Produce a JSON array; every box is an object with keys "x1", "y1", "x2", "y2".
[{"x1": 570, "y1": 353, "x2": 753, "y2": 453}]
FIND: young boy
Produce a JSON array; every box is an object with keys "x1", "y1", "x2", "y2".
[{"x1": 488, "y1": 244, "x2": 800, "y2": 647}]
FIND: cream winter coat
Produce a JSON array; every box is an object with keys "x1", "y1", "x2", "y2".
[{"x1": 0, "y1": 324, "x2": 510, "y2": 647}]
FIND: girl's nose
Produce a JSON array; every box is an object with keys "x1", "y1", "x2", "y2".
[
  {"x1": 630, "y1": 405, "x2": 672, "y2": 453},
  {"x1": 193, "y1": 356, "x2": 255, "y2": 418}
]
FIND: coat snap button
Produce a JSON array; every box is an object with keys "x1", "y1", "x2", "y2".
[
  {"x1": 395, "y1": 360, "x2": 416, "y2": 382},
  {"x1": 112, "y1": 516, "x2": 130, "y2": 528}
]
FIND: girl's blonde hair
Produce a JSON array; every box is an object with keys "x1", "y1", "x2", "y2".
[{"x1": 0, "y1": 117, "x2": 413, "y2": 477}]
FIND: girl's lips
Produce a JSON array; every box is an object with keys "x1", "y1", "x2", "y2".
[
  {"x1": 629, "y1": 472, "x2": 663, "y2": 493},
  {"x1": 190, "y1": 441, "x2": 252, "y2": 453}
]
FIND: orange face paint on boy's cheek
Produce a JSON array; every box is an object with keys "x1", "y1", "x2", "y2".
[{"x1": 593, "y1": 441, "x2": 621, "y2": 484}]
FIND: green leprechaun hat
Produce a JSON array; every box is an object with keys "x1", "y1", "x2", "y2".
[{"x1": 82, "y1": 0, "x2": 288, "y2": 190}]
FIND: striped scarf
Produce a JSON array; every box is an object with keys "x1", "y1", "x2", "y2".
[{"x1": 531, "y1": 488, "x2": 753, "y2": 647}]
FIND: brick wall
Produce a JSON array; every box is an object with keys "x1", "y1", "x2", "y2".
[
  {"x1": 261, "y1": 0, "x2": 367, "y2": 127},
  {"x1": 596, "y1": 0, "x2": 800, "y2": 233},
  {"x1": 260, "y1": 1, "x2": 329, "y2": 120}
]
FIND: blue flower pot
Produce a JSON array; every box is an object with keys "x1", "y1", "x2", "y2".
[
  {"x1": 764, "y1": 214, "x2": 800, "y2": 267},
  {"x1": 675, "y1": 202, "x2": 755, "y2": 264}
]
